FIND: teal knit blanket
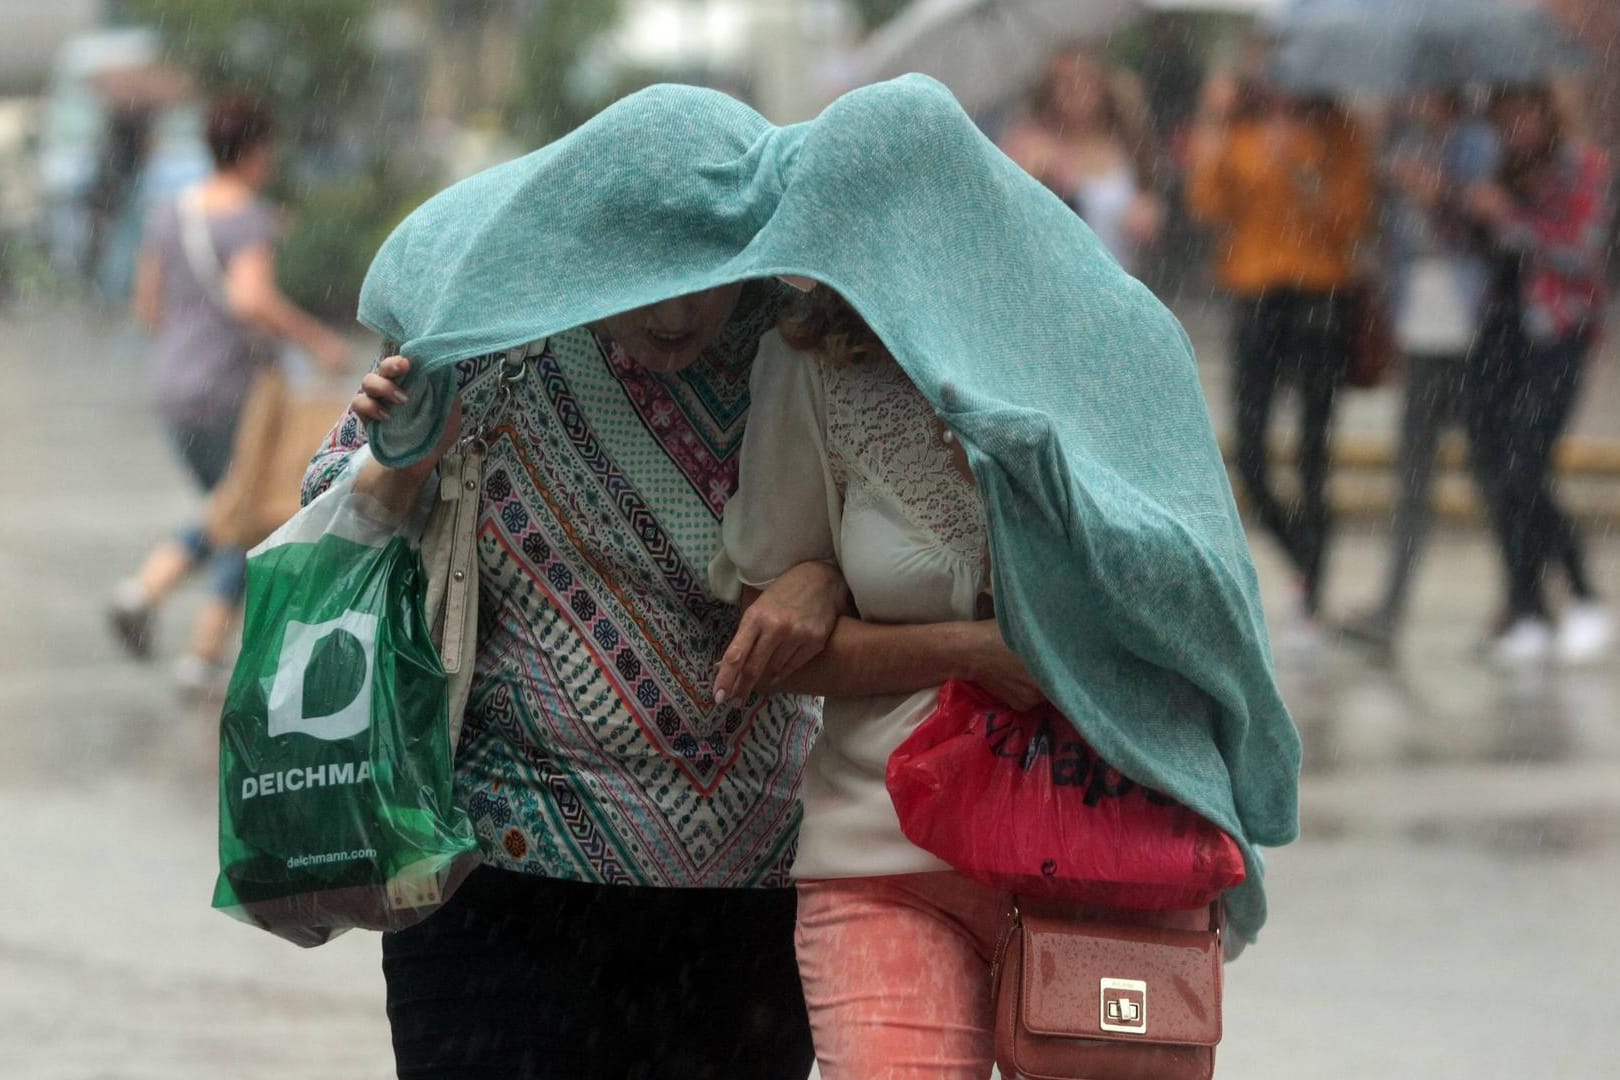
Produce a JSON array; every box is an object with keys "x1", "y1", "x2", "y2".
[{"x1": 357, "y1": 76, "x2": 1300, "y2": 945}]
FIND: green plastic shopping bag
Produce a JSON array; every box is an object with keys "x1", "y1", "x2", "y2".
[{"x1": 213, "y1": 455, "x2": 479, "y2": 947}]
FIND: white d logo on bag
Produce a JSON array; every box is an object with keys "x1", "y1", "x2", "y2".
[{"x1": 267, "y1": 612, "x2": 379, "y2": 741}]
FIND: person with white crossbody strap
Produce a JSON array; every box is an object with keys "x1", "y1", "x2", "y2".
[
  {"x1": 1340, "y1": 91, "x2": 1500, "y2": 661},
  {"x1": 110, "y1": 89, "x2": 350, "y2": 695}
]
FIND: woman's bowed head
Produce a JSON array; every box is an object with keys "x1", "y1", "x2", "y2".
[
  {"x1": 594, "y1": 284, "x2": 748, "y2": 373},
  {"x1": 353, "y1": 286, "x2": 750, "y2": 480}
]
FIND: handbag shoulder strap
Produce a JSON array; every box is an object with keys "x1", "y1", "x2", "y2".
[
  {"x1": 176, "y1": 187, "x2": 230, "y2": 311},
  {"x1": 423, "y1": 338, "x2": 546, "y2": 753}
]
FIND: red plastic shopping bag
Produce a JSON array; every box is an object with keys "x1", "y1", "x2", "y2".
[{"x1": 885, "y1": 680, "x2": 1245, "y2": 909}]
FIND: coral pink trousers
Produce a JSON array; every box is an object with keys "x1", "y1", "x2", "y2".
[{"x1": 794, "y1": 871, "x2": 1014, "y2": 1080}]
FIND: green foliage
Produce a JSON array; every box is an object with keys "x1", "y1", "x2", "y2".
[
  {"x1": 117, "y1": 0, "x2": 632, "y2": 318},
  {"x1": 504, "y1": 0, "x2": 624, "y2": 145},
  {"x1": 275, "y1": 174, "x2": 433, "y2": 321},
  {"x1": 1109, "y1": 12, "x2": 1247, "y2": 70},
  {"x1": 120, "y1": 0, "x2": 376, "y2": 148},
  {"x1": 120, "y1": 0, "x2": 409, "y2": 319},
  {"x1": 846, "y1": 0, "x2": 911, "y2": 31},
  {"x1": 0, "y1": 230, "x2": 73, "y2": 311}
]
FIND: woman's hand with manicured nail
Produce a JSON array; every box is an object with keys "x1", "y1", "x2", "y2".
[{"x1": 352, "y1": 354, "x2": 413, "y2": 421}]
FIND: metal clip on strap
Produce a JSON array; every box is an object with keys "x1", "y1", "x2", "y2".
[
  {"x1": 429, "y1": 340, "x2": 540, "y2": 752},
  {"x1": 466, "y1": 347, "x2": 531, "y2": 452}
]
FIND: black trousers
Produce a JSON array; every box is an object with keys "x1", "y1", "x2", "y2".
[
  {"x1": 1230, "y1": 290, "x2": 1350, "y2": 615},
  {"x1": 1466, "y1": 322, "x2": 1596, "y2": 620},
  {"x1": 382, "y1": 867, "x2": 814, "y2": 1080},
  {"x1": 1378, "y1": 352, "x2": 1472, "y2": 625}
]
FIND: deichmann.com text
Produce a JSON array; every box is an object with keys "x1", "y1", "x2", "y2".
[{"x1": 286, "y1": 848, "x2": 377, "y2": 869}]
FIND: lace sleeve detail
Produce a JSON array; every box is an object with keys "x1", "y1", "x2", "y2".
[{"x1": 821, "y1": 359, "x2": 988, "y2": 568}]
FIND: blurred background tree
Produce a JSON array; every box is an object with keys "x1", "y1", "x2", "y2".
[
  {"x1": 118, "y1": 0, "x2": 376, "y2": 155},
  {"x1": 109, "y1": 0, "x2": 640, "y2": 318},
  {"x1": 846, "y1": 0, "x2": 909, "y2": 30},
  {"x1": 504, "y1": 0, "x2": 625, "y2": 145},
  {"x1": 115, "y1": 0, "x2": 418, "y2": 319}
]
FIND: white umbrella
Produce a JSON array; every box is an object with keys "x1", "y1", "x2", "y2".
[
  {"x1": 851, "y1": 0, "x2": 1141, "y2": 115},
  {"x1": 1145, "y1": 0, "x2": 1288, "y2": 12}
]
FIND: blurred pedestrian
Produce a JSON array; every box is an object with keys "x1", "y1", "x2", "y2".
[
  {"x1": 82, "y1": 104, "x2": 153, "y2": 293},
  {"x1": 1138, "y1": 13, "x2": 1202, "y2": 149},
  {"x1": 1132, "y1": 13, "x2": 1210, "y2": 294},
  {"x1": 109, "y1": 89, "x2": 349, "y2": 693},
  {"x1": 1187, "y1": 74, "x2": 1374, "y2": 646},
  {"x1": 1464, "y1": 83, "x2": 1614, "y2": 666},
  {"x1": 998, "y1": 44, "x2": 1165, "y2": 276},
  {"x1": 1341, "y1": 92, "x2": 1500, "y2": 660}
]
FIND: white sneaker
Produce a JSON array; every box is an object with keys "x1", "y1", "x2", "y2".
[
  {"x1": 174, "y1": 654, "x2": 229, "y2": 699},
  {"x1": 1491, "y1": 618, "x2": 1554, "y2": 668},
  {"x1": 1557, "y1": 602, "x2": 1614, "y2": 666},
  {"x1": 1279, "y1": 614, "x2": 1324, "y2": 669}
]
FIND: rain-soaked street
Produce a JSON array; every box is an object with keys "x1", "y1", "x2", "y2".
[{"x1": 2, "y1": 299, "x2": 1617, "y2": 1079}]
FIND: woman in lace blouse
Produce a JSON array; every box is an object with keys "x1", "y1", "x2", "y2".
[{"x1": 711, "y1": 286, "x2": 1043, "y2": 1079}]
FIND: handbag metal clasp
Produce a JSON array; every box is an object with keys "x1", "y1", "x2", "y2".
[{"x1": 1099, "y1": 978, "x2": 1149, "y2": 1034}]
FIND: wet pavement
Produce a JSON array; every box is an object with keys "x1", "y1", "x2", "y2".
[{"x1": 2, "y1": 300, "x2": 1616, "y2": 1078}]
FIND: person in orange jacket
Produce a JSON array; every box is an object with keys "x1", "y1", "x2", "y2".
[{"x1": 1187, "y1": 73, "x2": 1374, "y2": 647}]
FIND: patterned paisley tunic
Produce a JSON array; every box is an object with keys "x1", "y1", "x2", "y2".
[{"x1": 304, "y1": 299, "x2": 818, "y2": 888}]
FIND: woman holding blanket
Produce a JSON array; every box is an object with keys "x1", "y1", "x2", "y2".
[
  {"x1": 711, "y1": 282, "x2": 1267, "y2": 1077},
  {"x1": 316, "y1": 239, "x2": 835, "y2": 1080},
  {"x1": 325, "y1": 76, "x2": 1298, "y2": 1078}
]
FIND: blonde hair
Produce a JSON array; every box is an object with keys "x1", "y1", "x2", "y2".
[{"x1": 777, "y1": 286, "x2": 889, "y2": 366}]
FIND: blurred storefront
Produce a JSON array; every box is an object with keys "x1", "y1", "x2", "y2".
[{"x1": 0, "y1": 0, "x2": 100, "y2": 95}]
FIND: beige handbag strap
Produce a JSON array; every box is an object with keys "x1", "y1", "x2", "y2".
[
  {"x1": 420, "y1": 343, "x2": 540, "y2": 753},
  {"x1": 422, "y1": 447, "x2": 482, "y2": 751}
]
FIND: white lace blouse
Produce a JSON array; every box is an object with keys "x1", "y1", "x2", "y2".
[{"x1": 710, "y1": 338, "x2": 989, "y2": 878}]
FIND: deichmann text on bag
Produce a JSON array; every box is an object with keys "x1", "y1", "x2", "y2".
[
  {"x1": 286, "y1": 848, "x2": 377, "y2": 870},
  {"x1": 241, "y1": 759, "x2": 373, "y2": 800}
]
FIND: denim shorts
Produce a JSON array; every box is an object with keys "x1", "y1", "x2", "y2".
[
  {"x1": 167, "y1": 418, "x2": 246, "y2": 602},
  {"x1": 166, "y1": 418, "x2": 238, "y2": 493}
]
